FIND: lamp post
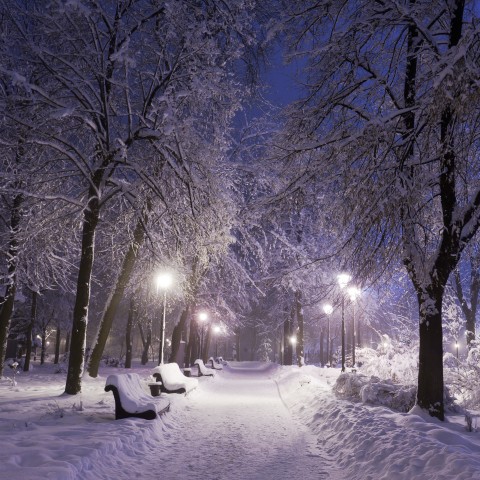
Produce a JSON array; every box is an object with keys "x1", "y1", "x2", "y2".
[
  {"x1": 323, "y1": 304, "x2": 333, "y2": 367},
  {"x1": 198, "y1": 312, "x2": 208, "y2": 360},
  {"x1": 337, "y1": 273, "x2": 351, "y2": 372},
  {"x1": 155, "y1": 272, "x2": 173, "y2": 365},
  {"x1": 455, "y1": 341, "x2": 459, "y2": 360},
  {"x1": 347, "y1": 286, "x2": 360, "y2": 368}
]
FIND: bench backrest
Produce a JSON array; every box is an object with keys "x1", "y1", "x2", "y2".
[
  {"x1": 152, "y1": 362, "x2": 183, "y2": 382},
  {"x1": 208, "y1": 357, "x2": 223, "y2": 369},
  {"x1": 105, "y1": 373, "x2": 154, "y2": 412},
  {"x1": 194, "y1": 358, "x2": 209, "y2": 374}
]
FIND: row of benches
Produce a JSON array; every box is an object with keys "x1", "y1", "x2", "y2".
[{"x1": 104, "y1": 359, "x2": 223, "y2": 421}]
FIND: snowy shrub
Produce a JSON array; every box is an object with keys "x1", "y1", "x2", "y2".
[
  {"x1": 356, "y1": 336, "x2": 418, "y2": 385},
  {"x1": 444, "y1": 342, "x2": 480, "y2": 409},
  {"x1": 332, "y1": 372, "x2": 371, "y2": 400},
  {"x1": 333, "y1": 372, "x2": 416, "y2": 413},
  {"x1": 360, "y1": 381, "x2": 416, "y2": 412},
  {"x1": 46, "y1": 402, "x2": 65, "y2": 419},
  {"x1": 102, "y1": 356, "x2": 124, "y2": 368}
]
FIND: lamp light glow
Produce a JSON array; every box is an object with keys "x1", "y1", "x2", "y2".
[
  {"x1": 155, "y1": 272, "x2": 173, "y2": 291},
  {"x1": 323, "y1": 304, "x2": 333, "y2": 315},
  {"x1": 337, "y1": 273, "x2": 352, "y2": 289}
]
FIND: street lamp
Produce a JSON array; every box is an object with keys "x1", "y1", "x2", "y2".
[
  {"x1": 337, "y1": 273, "x2": 351, "y2": 372},
  {"x1": 155, "y1": 272, "x2": 173, "y2": 365},
  {"x1": 323, "y1": 304, "x2": 333, "y2": 367},
  {"x1": 347, "y1": 286, "x2": 361, "y2": 367},
  {"x1": 198, "y1": 312, "x2": 208, "y2": 360}
]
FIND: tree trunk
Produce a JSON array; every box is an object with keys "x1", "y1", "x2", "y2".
[
  {"x1": 234, "y1": 327, "x2": 240, "y2": 362},
  {"x1": 203, "y1": 325, "x2": 212, "y2": 363},
  {"x1": 185, "y1": 316, "x2": 199, "y2": 367},
  {"x1": 139, "y1": 322, "x2": 151, "y2": 365},
  {"x1": 54, "y1": 325, "x2": 61, "y2": 365},
  {"x1": 169, "y1": 307, "x2": 190, "y2": 363},
  {"x1": 454, "y1": 266, "x2": 478, "y2": 347},
  {"x1": 24, "y1": 289, "x2": 37, "y2": 372},
  {"x1": 0, "y1": 193, "x2": 22, "y2": 376},
  {"x1": 88, "y1": 210, "x2": 147, "y2": 378},
  {"x1": 295, "y1": 290, "x2": 304, "y2": 366},
  {"x1": 65, "y1": 183, "x2": 100, "y2": 394},
  {"x1": 40, "y1": 330, "x2": 46, "y2": 365},
  {"x1": 64, "y1": 330, "x2": 70, "y2": 354},
  {"x1": 125, "y1": 298, "x2": 135, "y2": 369},
  {"x1": 416, "y1": 286, "x2": 445, "y2": 419}
]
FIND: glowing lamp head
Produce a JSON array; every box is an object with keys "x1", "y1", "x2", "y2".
[
  {"x1": 348, "y1": 286, "x2": 361, "y2": 301},
  {"x1": 323, "y1": 304, "x2": 333, "y2": 315},
  {"x1": 155, "y1": 272, "x2": 173, "y2": 291},
  {"x1": 337, "y1": 273, "x2": 352, "y2": 289},
  {"x1": 214, "y1": 325, "x2": 221, "y2": 334},
  {"x1": 290, "y1": 336, "x2": 297, "y2": 345},
  {"x1": 198, "y1": 312, "x2": 208, "y2": 322}
]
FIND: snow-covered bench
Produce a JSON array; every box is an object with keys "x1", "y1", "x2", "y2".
[
  {"x1": 208, "y1": 357, "x2": 223, "y2": 370},
  {"x1": 151, "y1": 363, "x2": 198, "y2": 394},
  {"x1": 194, "y1": 359, "x2": 215, "y2": 377},
  {"x1": 104, "y1": 373, "x2": 170, "y2": 420}
]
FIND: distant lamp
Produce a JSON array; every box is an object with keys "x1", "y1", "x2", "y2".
[
  {"x1": 323, "y1": 304, "x2": 333, "y2": 315},
  {"x1": 155, "y1": 271, "x2": 173, "y2": 365},
  {"x1": 337, "y1": 273, "x2": 352, "y2": 290}
]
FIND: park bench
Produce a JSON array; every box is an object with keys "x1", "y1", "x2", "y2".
[
  {"x1": 194, "y1": 359, "x2": 215, "y2": 377},
  {"x1": 208, "y1": 357, "x2": 223, "y2": 370},
  {"x1": 104, "y1": 373, "x2": 170, "y2": 420},
  {"x1": 151, "y1": 363, "x2": 198, "y2": 394}
]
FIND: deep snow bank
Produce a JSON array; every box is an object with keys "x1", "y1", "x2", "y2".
[{"x1": 274, "y1": 365, "x2": 480, "y2": 480}]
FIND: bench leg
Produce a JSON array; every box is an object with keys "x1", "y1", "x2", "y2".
[{"x1": 149, "y1": 384, "x2": 161, "y2": 397}]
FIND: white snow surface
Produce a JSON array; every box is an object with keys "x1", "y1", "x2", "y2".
[{"x1": 1, "y1": 361, "x2": 480, "y2": 479}]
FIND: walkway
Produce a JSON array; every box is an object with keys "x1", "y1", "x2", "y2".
[{"x1": 82, "y1": 362, "x2": 340, "y2": 480}]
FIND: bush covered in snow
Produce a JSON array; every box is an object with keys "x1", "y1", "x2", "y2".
[
  {"x1": 444, "y1": 342, "x2": 480, "y2": 409},
  {"x1": 333, "y1": 372, "x2": 416, "y2": 412},
  {"x1": 356, "y1": 335, "x2": 418, "y2": 385}
]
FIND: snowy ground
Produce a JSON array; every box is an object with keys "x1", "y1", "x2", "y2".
[{"x1": 1, "y1": 361, "x2": 480, "y2": 480}]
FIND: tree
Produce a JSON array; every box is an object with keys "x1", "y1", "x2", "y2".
[{"x1": 279, "y1": 0, "x2": 480, "y2": 419}]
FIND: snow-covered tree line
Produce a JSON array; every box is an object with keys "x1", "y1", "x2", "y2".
[
  {"x1": 0, "y1": 0, "x2": 269, "y2": 394},
  {"x1": 1, "y1": 0, "x2": 480, "y2": 423}
]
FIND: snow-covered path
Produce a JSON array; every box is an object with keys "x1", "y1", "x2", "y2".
[
  {"x1": 81, "y1": 362, "x2": 340, "y2": 480},
  {"x1": 4, "y1": 362, "x2": 480, "y2": 479}
]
